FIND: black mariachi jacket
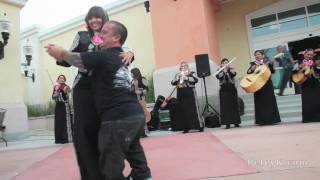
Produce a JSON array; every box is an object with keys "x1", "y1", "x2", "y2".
[
  {"x1": 57, "y1": 31, "x2": 97, "y2": 67},
  {"x1": 57, "y1": 31, "x2": 98, "y2": 88}
]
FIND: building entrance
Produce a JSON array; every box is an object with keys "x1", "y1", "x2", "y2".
[{"x1": 288, "y1": 36, "x2": 320, "y2": 60}]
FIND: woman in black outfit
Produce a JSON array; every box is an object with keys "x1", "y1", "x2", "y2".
[
  {"x1": 57, "y1": 6, "x2": 134, "y2": 180},
  {"x1": 52, "y1": 74, "x2": 72, "y2": 144},
  {"x1": 247, "y1": 50, "x2": 281, "y2": 126},
  {"x1": 171, "y1": 61, "x2": 204, "y2": 133},
  {"x1": 216, "y1": 58, "x2": 241, "y2": 129},
  {"x1": 131, "y1": 67, "x2": 149, "y2": 137},
  {"x1": 292, "y1": 49, "x2": 320, "y2": 123}
]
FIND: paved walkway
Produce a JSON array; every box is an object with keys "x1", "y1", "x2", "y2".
[
  {"x1": 0, "y1": 129, "x2": 56, "y2": 151},
  {"x1": 0, "y1": 121, "x2": 319, "y2": 180}
]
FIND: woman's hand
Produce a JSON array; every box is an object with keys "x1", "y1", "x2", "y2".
[
  {"x1": 251, "y1": 64, "x2": 257, "y2": 72},
  {"x1": 63, "y1": 86, "x2": 71, "y2": 93},
  {"x1": 119, "y1": 52, "x2": 134, "y2": 65},
  {"x1": 55, "y1": 84, "x2": 61, "y2": 91},
  {"x1": 135, "y1": 89, "x2": 142, "y2": 95}
]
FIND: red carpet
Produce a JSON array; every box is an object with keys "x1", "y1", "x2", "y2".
[{"x1": 14, "y1": 132, "x2": 256, "y2": 180}]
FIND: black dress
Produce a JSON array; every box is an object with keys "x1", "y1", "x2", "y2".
[
  {"x1": 216, "y1": 68, "x2": 241, "y2": 126},
  {"x1": 171, "y1": 72, "x2": 204, "y2": 132},
  {"x1": 293, "y1": 62, "x2": 320, "y2": 123},
  {"x1": 247, "y1": 61, "x2": 281, "y2": 125},
  {"x1": 52, "y1": 86, "x2": 73, "y2": 144},
  {"x1": 57, "y1": 31, "x2": 101, "y2": 180}
]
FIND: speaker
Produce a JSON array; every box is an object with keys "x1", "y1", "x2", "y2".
[
  {"x1": 195, "y1": 54, "x2": 211, "y2": 77},
  {"x1": 204, "y1": 112, "x2": 221, "y2": 128}
]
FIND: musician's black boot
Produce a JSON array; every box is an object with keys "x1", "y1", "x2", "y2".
[
  {"x1": 226, "y1": 124, "x2": 230, "y2": 129},
  {"x1": 183, "y1": 129, "x2": 189, "y2": 133},
  {"x1": 199, "y1": 127, "x2": 204, "y2": 132},
  {"x1": 234, "y1": 124, "x2": 240, "y2": 128},
  {"x1": 276, "y1": 92, "x2": 283, "y2": 96}
]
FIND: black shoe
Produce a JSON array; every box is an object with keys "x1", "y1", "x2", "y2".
[
  {"x1": 234, "y1": 124, "x2": 240, "y2": 128},
  {"x1": 276, "y1": 93, "x2": 283, "y2": 96},
  {"x1": 226, "y1": 124, "x2": 230, "y2": 129},
  {"x1": 183, "y1": 130, "x2": 189, "y2": 133},
  {"x1": 199, "y1": 127, "x2": 204, "y2": 132}
]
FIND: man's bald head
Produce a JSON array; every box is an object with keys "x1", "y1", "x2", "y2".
[{"x1": 100, "y1": 21, "x2": 127, "y2": 49}]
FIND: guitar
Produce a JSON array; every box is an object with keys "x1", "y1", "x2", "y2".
[
  {"x1": 240, "y1": 53, "x2": 284, "y2": 93},
  {"x1": 292, "y1": 65, "x2": 312, "y2": 84}
]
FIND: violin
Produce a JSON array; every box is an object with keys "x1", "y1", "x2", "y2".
[{"x1": 55, "y1": 83, "x2": 70, "y2": 93}]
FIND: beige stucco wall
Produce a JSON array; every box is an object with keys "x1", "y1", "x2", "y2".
[
  {"x1": 39, "y1": 27, "x2": 81, "y2": 104},
  {"x1": 38, "y1": 2, "x2": 155, "y2": 105},
  {"x1": 0, "y1": 1, "x2": 28, "y2": 140},
  {"x1": 110, "y1": 3, "x2": 156, "y2": 78},
  {"x1": 0, "y1": 2, "x2": 24, "y2": 103},
  {"x1": 215, "y1": 0, "x2": 279, "y2": 78}
]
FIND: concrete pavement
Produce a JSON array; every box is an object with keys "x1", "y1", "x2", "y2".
[{"x1": 0, "y1": 121, "x2": 319, "y2": 180}]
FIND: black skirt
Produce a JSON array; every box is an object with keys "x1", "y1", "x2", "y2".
[
  {"x1": 301, "y1": 77, "x2": 320, "y2": 123},
  {"x1": 254, "y1": 79, "x2": 281, "y2": 125},
  {"x1": 219, "y1": 83, "x2": 241, "y2": 125},
  {"x1": 175, "y1": 87, "x2": 203, "y2": 131},
  {"x1": 54, "y1": 101, "x2": 73, "y2": 144}
]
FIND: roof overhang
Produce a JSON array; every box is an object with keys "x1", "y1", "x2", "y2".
[{"x1": 1, "y1": 0, "x2": 28, "y2": 8}]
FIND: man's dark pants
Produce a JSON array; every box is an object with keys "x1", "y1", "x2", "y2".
[
  {"x1": 98, "y1": 114, "x2": 151, "y2": 180},
  {"x1": 279, "y1": 68, "x2": 292, "y2": 95}
]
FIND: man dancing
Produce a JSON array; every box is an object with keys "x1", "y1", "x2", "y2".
[{"x1": 46, "y1": 21, "x2": 151, "y2": 180}]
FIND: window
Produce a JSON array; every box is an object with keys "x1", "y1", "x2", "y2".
[
  {"x1": 250, "y1": 3, "x2": 320, "y2": 37},
  {"x1": 278, "y1": 7, "x2": 307, "y2": 32},
  {"x1": 251, "y1": 14, "x2": 277, "y2": 28},
  {"x1": 307, "y1": 3, "x2": 320, "y2": 26},
  {"x1": 251, "y1": 14, "x2": 278, "y2": 37}
]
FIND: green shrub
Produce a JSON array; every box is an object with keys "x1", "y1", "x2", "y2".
[
  {"x1": 146, "y1": 76, "x2": 155, "y2": 103},
  {"x1": 27, "y1": 101, "x2": 55, "y2": 117}
]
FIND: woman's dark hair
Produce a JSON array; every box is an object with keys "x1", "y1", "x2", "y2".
[
  {"x1": 131, "y1": 67, "x2": 142, "y2": 80},
  {"x1": 131, "y1": 68, "x2": 148, "y2": 90},
  {"x1": 303, "y1": 48, "x2": 314, "y2": 54},
  {"x1": 254, "y1": 50, "x2": 264, "y2": 55},
  {"x1": 85, "y1": 6, "x2": 109, "y2": 36},
  {"x1": 221, "y1": 58, "x2": 229, "y2": 64}
]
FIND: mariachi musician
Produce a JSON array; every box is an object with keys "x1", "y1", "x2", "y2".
[
  {"x1": 246, "y1": 50, "x2": 281, "y2": 126},
  {"x1": 313, "y1": 54, "x2": 320, "y2": 81},
  {"x1": 292, "y1": 48, "x2": 320, "y2": 123},
  {"x1": 171, "y1": 61, "x2": 204, "y2": 133},
  {"x1": 216, "y1": 58, "x2": 241, "y2": 129},
  {"x1": 131, "y1": 67, "x2": 151, "y2": 137},
  {"x1": 52, "y1": 74, "x2": 73, "y2": 144}
]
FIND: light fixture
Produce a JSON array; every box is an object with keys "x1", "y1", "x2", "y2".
[
  {"x1": 23, "y1": 65, "x2": 35, "y2": 82},
  {"x1": 144, "y1": 0, "x2": 150, "y2": 13},
  {"x1": 23, "y1": 39, "x2": 33, "y2": 66},
  {"x1": 0, "y1": 13, "x2": 11, "y2": 60}
]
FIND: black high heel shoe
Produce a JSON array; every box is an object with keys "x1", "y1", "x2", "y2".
[{"x1": 183, "y1": 130, "x2": 189, "y2": 133}]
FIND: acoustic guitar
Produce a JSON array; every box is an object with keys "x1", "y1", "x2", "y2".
[
  {"x1": 240, "y1": 53, "x2": 284, "y2": 93},
  {"x1": 292, "y1": 65, "x2": 312, "y2": 84},
  {"x1": 240, "y1": 64, "x2": 271, "y2": 93}
]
